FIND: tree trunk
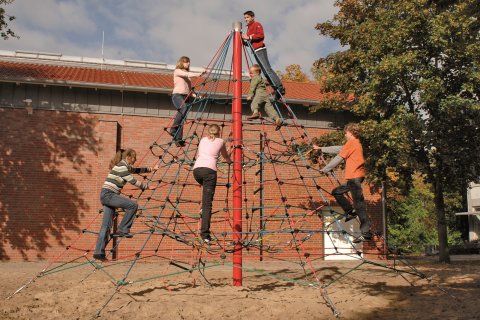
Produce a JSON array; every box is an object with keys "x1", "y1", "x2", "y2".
[{"x1": 433, "y1": 173, "x2": 450, "y2": 263}]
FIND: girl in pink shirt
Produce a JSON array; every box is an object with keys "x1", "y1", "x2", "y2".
[
  {"x1": 170, "y1": 56, "x2": 205, "y2": 147},
  {"x1": 193, "y1": 124, "x2": 232, "y2": 242}
]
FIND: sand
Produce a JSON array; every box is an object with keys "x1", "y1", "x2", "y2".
[{"x1": 1, "y1": 256, "x2": 479, "y2": 320}]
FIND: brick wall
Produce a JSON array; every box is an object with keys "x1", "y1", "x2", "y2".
[{"x1": 0, "y1": 107, "x2": 382, "y2": 262}]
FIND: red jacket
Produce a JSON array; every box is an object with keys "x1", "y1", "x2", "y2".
[{"x1": 246, "y1": 21, "x2": 265, "y2": 50}]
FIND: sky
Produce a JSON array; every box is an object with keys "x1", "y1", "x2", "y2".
[{"x1": 1, "y1": 0, "x2": 342, "y2": 76}]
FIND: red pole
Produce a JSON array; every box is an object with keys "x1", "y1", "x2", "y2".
[{"x1": 232, "y1": 21, "x2": 243, "y2": 286}]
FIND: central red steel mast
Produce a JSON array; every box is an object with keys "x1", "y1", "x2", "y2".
[{"x1": 232, "y1": 21, "x2": 243, "y2": 286}]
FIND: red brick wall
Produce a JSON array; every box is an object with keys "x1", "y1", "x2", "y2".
[{"x1": 0, "y1": 107, "x2": 382, "y2": 262}]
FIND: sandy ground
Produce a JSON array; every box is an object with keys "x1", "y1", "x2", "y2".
[{"x1": 1, "y1": 256, "x2": 480, "y2": 320}]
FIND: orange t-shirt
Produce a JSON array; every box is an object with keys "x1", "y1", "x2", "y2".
[{"x1": 339, "y1": 138, "x2": 365, "y2": 179}]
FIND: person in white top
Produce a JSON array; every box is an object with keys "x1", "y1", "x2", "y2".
[
  {"x1": 170, "y1": 56, "x2": 205, "y2": 147},
  {"x1": 193, "y1": 124, "x2": 232, "y2": 242}
]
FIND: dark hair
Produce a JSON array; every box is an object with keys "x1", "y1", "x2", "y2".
[
  {"x1": 244, "y1": 10, "x2": 255, "y2": 17},
  {"x1": 344, "y1": 123, "x2": 361, "y2": 138},
  {"x1": 109, "y1": 148, "x2": 136, "y2": 169}
]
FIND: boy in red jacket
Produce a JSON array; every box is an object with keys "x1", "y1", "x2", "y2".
[{"x1": 242, "y1": 10, "x2": 285, "y2": 100}]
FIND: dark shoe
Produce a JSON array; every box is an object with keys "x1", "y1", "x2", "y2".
[
  {"x1": 344, "y1": 209, "x2": 357, "y2": 222},
  {"x1": 93, "y1": 253, "x2": 107, "y2": 261},
  {"x1": 174, "y1": 140, "x2": 186, "y2": 147},
  {"x1": 274, "y1": 118, "x2": 283, "y2": 131},
  {"x1": 247, "y1": 112, "x2": 260, "y2": 120},
  {"x1": 201, "y1": 235, "x2": 213, "y2": 244},
  {"x1": 353, "y1": 233, "x2": 373, "y2": 244},
  {"x1": 275, "y1": 87, "x2": 286, "y2": 100},
  {"x1": 113, "y1": 232, "x2": 134, "y2": 238}
]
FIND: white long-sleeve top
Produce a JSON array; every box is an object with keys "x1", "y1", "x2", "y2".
[{"x1": 172, "y1": 69, "x2": 202, "y2": 95}]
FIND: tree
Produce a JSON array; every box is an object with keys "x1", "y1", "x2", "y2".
[
  {"x1": 314, "y1": 0, "x2": 480, "y2": 262},
  {"x1": 389, "y1": 174, "x2": 438, "y2": 253},
  {"x1": 388, "y1": 174, "x2": 462, "y2": 254},
  {"x1": 0, "y1": 0, "x2": 17, "y2": 40},
  {"x1": 278, "y1": 64, "x2": 310, "y2": 82}
]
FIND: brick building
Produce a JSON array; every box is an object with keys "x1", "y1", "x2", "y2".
[{"x1": 0, "y1": 50, "x2": 382, "y2": 261}]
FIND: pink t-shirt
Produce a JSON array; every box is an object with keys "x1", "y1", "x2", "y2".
[{"x1": 193, "y1": 137, "x2": 225, "y2": 171}]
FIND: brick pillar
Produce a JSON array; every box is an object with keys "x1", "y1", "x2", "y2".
[{"x1": 97, "y1": 120, "x2": 121, "y2": 258}]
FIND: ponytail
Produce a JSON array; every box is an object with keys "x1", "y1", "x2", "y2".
[{"x1": 109, "y1": 148, "x2": 136, "y2": 169}]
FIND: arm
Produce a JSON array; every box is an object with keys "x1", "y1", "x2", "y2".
[
  {"x1": 249, "y1": 23, "x2": 265, "y2": 42},
  {"x1": 123, "y1": 165, "x2": 147, "y2": 190},
  {"x1": 321, "y1": 146, "x2": 343, "y2": 154},
  {"x1": 321, "y1": 155, "x2": 344, "y2": 174},
  {"x1": 128, "y1": 165, "x2": 159, "y2": 189},
  {"x1": 175, "y1": 69, "x2": 204, "y2": 79},
  {"x1": 312, "y1": 144, "x2": 342, "y2": 154},
  {"x1": 130, "y1": 166, "x2": 152, "y2": 174},
  {"x1": 248, "y1": 76, "x2": 261, "y2": 98},
  {"x1": 220, "y1": 142, "x2": 232, "y2": 164}
]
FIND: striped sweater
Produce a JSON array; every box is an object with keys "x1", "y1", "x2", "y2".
[{"x1": 102, "y1": 160, "x2": 151, "y2": 193}]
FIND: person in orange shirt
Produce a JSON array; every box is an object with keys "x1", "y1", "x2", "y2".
[{"x1": 313, "y1": 123, "x2": 372, "y2": 243}]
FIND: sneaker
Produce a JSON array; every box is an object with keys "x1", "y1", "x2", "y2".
[
  {"x1": 201, "y1": 235, "x2": 213, "y2": 243},
  {"x1": 344, "y1": 209, "x2": 357, "y2": 222},
  {"x1": 174, "y1": 140, "x2": 186, "y2": 147},
  {"x1": 93, "y1": 253, "x2": 107, "y2": 261},
  {"x1": 247, "y1": 112, "x2": 260, "y2": 120},
  {"x1": 113, "y1": 232, "x2": 134, "y2": 238},
  {"x1": 352, "y1": 233, "x2": 373, "y2": 244},
  {"x1": 274, "y1": 118, "x2": 283, "y2": 131}
]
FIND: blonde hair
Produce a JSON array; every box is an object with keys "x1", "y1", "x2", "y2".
[
  {"x1": 250, "y1": 64, "x2": 262, "y2": 75},
  {"x1": 207, "y1": 124, "x2": 220, "y2": 140},
  {"x1": 109, "y1": 148, "x2": 136, "y2": 169},
  {"x1": 176, "y1": 56, "x2": 190, "y2": 70}
]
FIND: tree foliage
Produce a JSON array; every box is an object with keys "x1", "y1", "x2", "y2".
[
  {"x1": 388, "y1": 174, "x2": 463, "y2": 254},
  {"x1": 314, "y1": 0, "x2": 480, "y2": 261},
  {"x1": 278, "y1": 64, "x2": 311, "y2": 82},
  {"x1": 0, "y1": 0, "x2": 17, "y2": 40},
  {"x1": 389, "y1": 175, "x2": 438, "y2": 253}
]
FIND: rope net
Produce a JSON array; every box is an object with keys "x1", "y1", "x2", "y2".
[{"x1": 8, "y1": 30, "x2": 431, "y2": 318}]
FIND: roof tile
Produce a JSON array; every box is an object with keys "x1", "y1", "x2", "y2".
[{"x1": 0, "y1": 61, "x2": 323, "y2": 102}]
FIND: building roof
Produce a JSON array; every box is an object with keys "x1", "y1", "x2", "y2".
[{"x1": 0, "y1": 50, "x2": 323, "y2": 104}]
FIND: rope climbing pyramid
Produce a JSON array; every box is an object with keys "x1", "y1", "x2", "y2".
[{"x1": 7, "y1": 22, "x2": 439, "y2": 318}]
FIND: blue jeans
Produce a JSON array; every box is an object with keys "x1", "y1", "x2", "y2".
[
  {"x1": 332, "y1": 177, "x2": 371, "y2": 234},
  {"x1": 254, "y1": 48, "x2": 283, "y2": 91},
  {"x1": 170, "y1": 94, "x2": 189, "y2": 141},
  {"x1": 193, "y1": 167, "x2": 217, "y2": 239},
  {"x1": 94, "y1": 189, "x2": 138, "y2": 255}
]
